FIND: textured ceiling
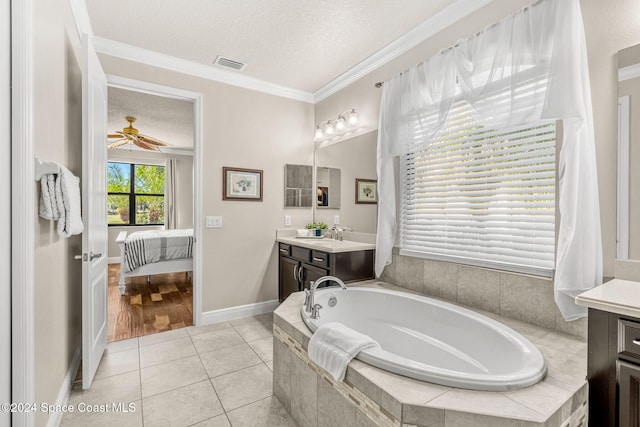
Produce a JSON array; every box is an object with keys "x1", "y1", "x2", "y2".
[
  {"x1": 108, "y1": 87, "x2": 194, "y2": 150},
  {"x1": 85, "y1": 0, "x2": 457, "y2": 93}
]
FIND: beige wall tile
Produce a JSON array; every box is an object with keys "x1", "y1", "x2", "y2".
[
  {"x1": 457, "y1": 266, "x2": 501, "y2": 314},
  {"x1": 423, "y1": 260, "x2": 458, "y2": 302},
  {"x1": 500, "y1": 274, "x2": 555, "y2": 330},
  {"x1": 395, "y1": 255, "x2": 425, "y2": 293}
]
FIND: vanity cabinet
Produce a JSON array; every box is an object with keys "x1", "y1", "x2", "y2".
[
  {"x1": 277, "y1": 242, "x2": 374, "y2": 302},
  {"x1": 587, "y1": 309, "x2": 640, "y2": 426}
]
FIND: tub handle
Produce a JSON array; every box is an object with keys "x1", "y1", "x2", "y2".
[{"x1": 311, "y1": 303, "x2": 322, "y2": 320}]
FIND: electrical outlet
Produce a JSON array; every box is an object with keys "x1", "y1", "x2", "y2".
[
  {"x1": 206, "y1": 216, "x2": 222, "y2": 228},
  {"x1": 334, "y1": 215, "x2": 340, "y2": 225},
  {"x1": 284, "y1": 215, "x2": 292, "y2": 226}
]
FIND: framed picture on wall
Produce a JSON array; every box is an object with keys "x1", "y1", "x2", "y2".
[
  {"x1": 355, "y1": 178, "x2": 377, "y2": 204},
  {"x1": 223, "y1": 167, "x2": 263, "y2": 201}
]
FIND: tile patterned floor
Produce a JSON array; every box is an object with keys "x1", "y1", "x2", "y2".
[{"x1": 61, "y1": 313, "x2": 297, "y2": 427}]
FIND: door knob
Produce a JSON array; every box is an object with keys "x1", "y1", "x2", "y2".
[
  {"x1": 73, "y1": 252, "x2": 102, "y2": 261},
  {"x1": 74, "y1": 254, "x2": 85, "y2": 260},
  {"x1": 89, "y1": 252, "x2": 102, "y2": 260}
]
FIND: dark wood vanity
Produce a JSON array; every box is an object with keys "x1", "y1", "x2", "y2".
[{"x1": 277, "y1": 241, "x2": 374, "y2": 301}]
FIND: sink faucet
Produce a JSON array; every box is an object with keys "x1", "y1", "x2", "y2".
[
  {"x1": 328, "y1": 226, "x2": 352, "y2": 241},
  {"x1": 305, "y1": 275, "x2": 347, "y2": 318}
]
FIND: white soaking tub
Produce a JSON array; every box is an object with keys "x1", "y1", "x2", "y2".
[{"x1": 301, "y1": 286, "x2": 547, "y2": 391}]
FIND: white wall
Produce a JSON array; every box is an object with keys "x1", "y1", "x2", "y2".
[
  {"x1": 97, "y1": 54, "x2": 315, "y2": 312},
  {"x1": 1, "y1": 0, "x2": 11, "y2": 424},
  {"x1": 33, "y1": 0, "x2": 84, "y2": 425},
  {"x1": 107, "y1": 149, "x2": 194, "y2": 260}
]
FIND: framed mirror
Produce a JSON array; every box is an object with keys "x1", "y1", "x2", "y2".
[
  {"x1": 284, "y1": 164, "x2": 313, "y2": 208},
  {"x1": 316, "y1": 166, "x2": 341, "y2": 209}
]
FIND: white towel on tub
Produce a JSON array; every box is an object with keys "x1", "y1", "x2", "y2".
[{"x1": 308, "y1": 322, "x2": 380, "y2": 382}]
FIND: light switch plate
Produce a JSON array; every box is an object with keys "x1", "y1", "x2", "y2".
[
  {"x1": 206, "y1": 216, "x2": 222, "y2": 228},
  {"x1": 284, "y1": 215, "x2": 291, "y2": 226},
  {"x1": 334, "y1": 215, "x2": 340, "y2": 225}
]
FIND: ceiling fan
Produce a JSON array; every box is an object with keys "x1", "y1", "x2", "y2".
[{"x1": 107, "y1": 116, "x2": 172, "y2": 151}]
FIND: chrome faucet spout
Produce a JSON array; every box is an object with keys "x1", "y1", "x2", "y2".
[{"x1": 307, "y1": 275, "x2": 347, "y2": 314}]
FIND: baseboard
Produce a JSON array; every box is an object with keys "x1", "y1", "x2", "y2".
[
  {"x1": 108, "y1": 256, "x2": 120, "y2": 264},
  {"x1": 200, "y1": 300, "x2": 280, "y2": 325},
  {"x1": 45, "y1": 344, "x2": 81, "y2": 427}
]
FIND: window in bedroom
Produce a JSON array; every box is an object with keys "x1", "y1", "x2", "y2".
[
  {"x1": 399, "y1": 100, "x2": 557, "y2": 277},
  {"x1": 107, "y1": 162, "x2": 165, "y2": 226}
]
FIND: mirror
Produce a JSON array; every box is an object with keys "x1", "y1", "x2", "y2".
[
  {"x1": 313, "y1": 131, "x2": 378, "y2": 232},
  {"x1": 284, "y1": 164, "x2": 313, "y2": 208},
  {"x1": 316, "y1": 166, "x2": 341, "y2": 209},
  {"x1": 618, "y1": 44, "x2": 640, "y2": 260}
]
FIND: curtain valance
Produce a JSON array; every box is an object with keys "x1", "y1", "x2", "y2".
[{"x1": 376, "y1": 0, "x2": 601, "y2": 320}]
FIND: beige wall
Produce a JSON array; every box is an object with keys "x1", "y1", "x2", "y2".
[
  {"x1": 107, "y1": 150, "x2": 194, "y2": 259},
  {"x1": 316, "y1": 0, "x2": 640, "y2": 279},
  {"x1": 314, "y1": 131, "x2": 377, "y2": 233},
  {"x1": 98, "y1": 54, "x2": 315, "y2": 311},
  {"x1": 33, "y1": 0, "x2": 83, "y2": 425}
]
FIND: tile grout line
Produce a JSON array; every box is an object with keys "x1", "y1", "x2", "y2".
[{"x1": 136, "y1": 338, "x2": 145, "y2": 427}]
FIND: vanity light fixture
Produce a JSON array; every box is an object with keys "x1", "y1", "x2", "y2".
[{"x1": 314, "y1": 109, "x2": 359, "y2": 141}]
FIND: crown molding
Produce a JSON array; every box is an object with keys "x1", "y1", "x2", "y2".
[
  {"x1": 93, "y1": 37, "x2": 314, "y2": 104},
  {"x1": 312, "y1": 0, "x2": 494, "y2": 103},
  {"x1": 619, "y1": 63, "x2": 640, "y2": 82}
]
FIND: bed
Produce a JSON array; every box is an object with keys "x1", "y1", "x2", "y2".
[{"x1": 115, "y1": 228, "x2": 194, "y2": 295}]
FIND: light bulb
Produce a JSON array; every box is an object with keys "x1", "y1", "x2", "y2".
[
  {"x1": 335, "y1": 115, "x2": 346, "y2": 132},
  {"x1": 348, "y1": 109, "x2": 359, "y2": 126},
  {"x1": 314, "y1": 125, "x2": 324, "y2": 140},
  {"x1": 325, "y1": 120, "x2": 335, "y2": 136}
]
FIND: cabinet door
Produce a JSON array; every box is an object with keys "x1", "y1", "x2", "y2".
[
  {"x1": 279, "y1": 257, "x2": 301, "y2": 302},
  {"x1": 618, "y1": 360, "x2": 640, "y2": 427},
  {"x1": 301, "y1": 263, "x2": 330, "y2": 291}
]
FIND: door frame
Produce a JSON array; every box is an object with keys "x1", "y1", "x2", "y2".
[
  {"x1": 11, "y1": 0, "x2": 36, "y2": 425},
  {"x1": 2, "y1": 0, "x2": 12, "y2": 426},
  {"x1": 106, "y1": 74, "x2": 204, "y2": 326}
]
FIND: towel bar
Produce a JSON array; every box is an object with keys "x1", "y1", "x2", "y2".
[{"x1": 34, "y1": 157, "x2": 60, "y2": 181}]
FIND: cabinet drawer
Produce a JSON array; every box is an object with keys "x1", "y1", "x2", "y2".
[
  {"x1": 278, "y1": 243, "x2": 291, "y2": 256},
  {"x1": 311, "y1": 250, "x2": 330, "y2": 268},
  {"x1": 291, "y1": 246, "x2": 311, "y2": 262},
  {"x1": 618, "y1": 319, "x2": 640, "y2": 361}
]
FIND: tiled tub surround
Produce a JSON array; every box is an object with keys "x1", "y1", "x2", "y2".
[
  {"x1": 380, "y1": 251, "x2": 587, "y2": 339},
  {"x1": 273, "y1": 284, "x2": 588, "y2": 427}
]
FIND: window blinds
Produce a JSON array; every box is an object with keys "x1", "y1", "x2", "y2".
[{"x1": 399, "y1": 100, "x2": 556, "y2": 276}]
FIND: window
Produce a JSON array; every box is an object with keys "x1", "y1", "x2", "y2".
[
  {"x1": 107, "y1": 162, "x2": 165, "y2": 226},
  {"x1": 400, "y1": 100, "x2": 557, "y2": 277}
]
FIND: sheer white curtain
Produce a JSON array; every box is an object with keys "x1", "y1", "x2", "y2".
[
  {"x1": 165, "y1": 158, "x2": 177, "y2": 229},
  {"x1": 376, "y1": 0, "x2": 601, "y2": 320}
]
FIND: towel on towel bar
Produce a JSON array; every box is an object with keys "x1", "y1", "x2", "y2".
[
  {"x1": 308, "y1": 322, "x2": 380, "y2": 382},
  {"x1": 39, "y1": 172, "x2": 60, "y2": 220},
  {"x1": 55, "y1": 165, "x2": 83, "y2": 237}
]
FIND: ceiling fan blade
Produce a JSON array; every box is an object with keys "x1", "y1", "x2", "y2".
[
  {"x1": 133, "y1": 138, "x2": 161, "y2": 152},
  {"x1": 107, "y1": 133, "x2": 123, "y2": 139},
  {"x1": 107, "y1": 138, "x2": 130, "y2": 149},
  {"x1": 138, "y1": 134, "x2": 172, "y2": 146}
]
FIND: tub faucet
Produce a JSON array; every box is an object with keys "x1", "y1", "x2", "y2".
[{"x1": 306, "y1": 275, "x2": 347, "y2": 315}]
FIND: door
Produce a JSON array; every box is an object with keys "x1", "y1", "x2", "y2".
[
  {"x1": 301, "y1": 264, "x2": 329, "y2": 291},
  {"x1": 618, "y1": 360, "x2": 640, "y2": 427},
  {"x1": 81, "y1": 34, "x2": 108, "y2": 389},
  {"x1": 279, "y1": 256, "x2": 300, "y2": 302}
]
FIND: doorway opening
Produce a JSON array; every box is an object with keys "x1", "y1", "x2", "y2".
[{"x1": 104, "y1": 77, "x2": 202, "y2": 342}]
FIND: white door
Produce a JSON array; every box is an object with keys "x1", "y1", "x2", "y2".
[{"x1": 81, "y1": 34, "x2": 108, "y2": 389}]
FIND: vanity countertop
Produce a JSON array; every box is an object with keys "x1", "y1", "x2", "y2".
[
  {"x1": 575, "y1": 278, "x2": 640, "y2": 318},
  {"x1": 276, "y1": 235, "x2": 375, "y2": 253}
]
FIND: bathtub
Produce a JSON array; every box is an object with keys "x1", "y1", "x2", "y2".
[{"x1": 300, "y1": 286, "x2": 547, "y2": 391}]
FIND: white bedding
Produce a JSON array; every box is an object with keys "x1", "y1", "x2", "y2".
[{"x1": 123, "y1": 228, "x2": 193, "y2": 273}]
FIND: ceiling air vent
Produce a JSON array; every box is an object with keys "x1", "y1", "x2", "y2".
[{"x1": 214, "y1": 55, "x2": 246, "y2": 71}]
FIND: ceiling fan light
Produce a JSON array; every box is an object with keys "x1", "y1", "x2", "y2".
[{"x1": 347, "y1": 109, "x2": 359, "y2": 126}]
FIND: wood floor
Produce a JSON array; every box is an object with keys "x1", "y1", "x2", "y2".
[{"x1": 108, "y1": 263, "x2": 193, "y2": 342}]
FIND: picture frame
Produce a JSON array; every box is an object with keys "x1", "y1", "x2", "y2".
[
  {"x1": 223, "y1": 167, "x2": 263, "y2": 201},
  {"x1": 355, "y1": 178, "x2": 377, "y2": 204}
]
